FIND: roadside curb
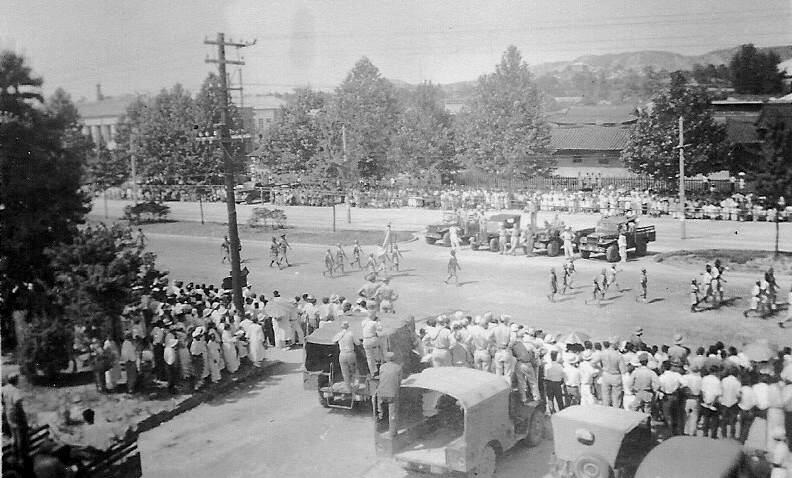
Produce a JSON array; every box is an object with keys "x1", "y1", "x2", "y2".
[{"x1": 133, "y1": 360, "x2": 281, "y2": 437}]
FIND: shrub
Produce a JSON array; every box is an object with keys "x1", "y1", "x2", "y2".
[
  {"x1": 123, "y1": 201, "x2": 171, "y2": 224},
  {"x1": 248, "y1": 207, "x2": 287, "y2": 229}
]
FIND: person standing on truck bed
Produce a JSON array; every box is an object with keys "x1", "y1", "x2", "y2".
[
  {"x1": 376, "y1": 352, "x2": 402, "y2": 437},
  {"x1": 561, "y1": 226, "x2": 575, "y2": 259},
  {"x1": 332, "y1": 321, "x2": 358, "y2": 391},
  {"x1": 618, "y1": 227, "x2": 628, "y2": 263},
  {"x1": 430, "y1": 315, "x2": 453, "y2": 368},
  {"x1": 361, "y1": 311, "x2": 384, "y2": 377}
]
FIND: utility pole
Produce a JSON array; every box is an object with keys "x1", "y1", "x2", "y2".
[
  {"x1": 205, "y1": 32, "x2": 254, "y2": 315},
  {"x1": 678, "y1": 116, "x2": 686, "y2": 240},
  {"x1": 130, "y1": 128, "x2": 138, "y2": 201}
]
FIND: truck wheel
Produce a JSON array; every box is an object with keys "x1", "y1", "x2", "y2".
[
  {"x1": 318, "y1": 391, "x2": 329, "y2": 408},
  {"x1": 489, "y1": 238, "x2": 499, "y2": 252},
  {"x1": 635, "y1": 238, "x2": 647, "y2": 256},
  {"x1": 471, "y1": 242, "x2": 479, "y2": 251},
  {"x1": 573, "y1": 454, "x2": 611, "y2": 478},
  {"x1": 468, "y1": 444, "x2": 496, "y2": 478},
  {"x1": 580, "y1": 250, "x2": 591, "y2": 259},
  {"x1": 524, "y1": 411, "x2": 545, "y2": 447},
  {"x1": 442, "y1": 232, "x2": 451, "y2": 247},
  {"x1": 546, "y1": 240, "x2": 561, "y2": 257},
  {"x1": 425, "y1": 237, "x2": 437, "y2": 245},
  {"x1": 606, "y1": 244, "x2": 620, "y2": 262}
]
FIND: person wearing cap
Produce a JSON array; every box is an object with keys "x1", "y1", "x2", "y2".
[
  {"x1": 362, "y1": 311, "x2": 384, "y2": 376},
  {"x1": 668, "y1": 334, "x2": 689, "y2": 370},
  {"x1": 444, "y1": 249, "x2": 461, "y2": 285},
  {"x1": 470, "y1": 316, "x2": 494, "y2": 372},
  {"x1": 563, "y1": 354, "x2": 582, "y2": 407},
  {"x1": 629, "y1": 353, "x2": 659, "y2": 412},
  {"x1": 375, "y1": 351, "x2": 403, "y2": 437},
  {"x1": 333, "y1": 321, "x2": 359, "y2": 391},
  {"x1": 376, "y1": 278, "x2": 399, "y2": 314},
  {"x1": 430, "y1": 316, "x2": 454, "y2": 368},
  {"x1": 492, "y1": 315, "x2": 514, "y2": 381},
  {"x1": 334, "y1": 242, "x2": 348, "y2": 274},
  {"x1": 2, "y1": 372, "x2": 30, "y2": 473},
  {"x1": 628, "y1": 327, "x2": 645, "y2": 350},
  {"x1": 350, "y1": 239, "x2": 364, "y2": 270},
  {"x1": 579, "y1": 350, "x2": 599, "y2": 406},
  {"x1": 597, "y1": 339, "x2": 627, "y2": 408}
]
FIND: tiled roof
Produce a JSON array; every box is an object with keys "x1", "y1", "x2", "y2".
[
  {"x1": 550, "y1": 125, "x2": 630, "y2": 151},
  {"x1": 547, "y1": 104, "x2": 637, "y2": 125},
  {"x1": 76, "y1": 95, "x2": 137, "y2": 119}
]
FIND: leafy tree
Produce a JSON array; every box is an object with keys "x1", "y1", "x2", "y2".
[
  {"x1": 729, "y1": 44, "x2": 784, "y2": 94},
  {"x1": 333, "y1": 57, "x2": 401, "y2": 178},
  {"x1": 256, "y1": 88, "x2": 328, "y2": 176},
  {"x1": 455, "y1": 45, "x2": 552, "y2": 178},
  {"x1": 746, "y1": 116, "x2": 792, "y2": 203},
  {"x1": 389, "y1": 82, "x2": 457, "y2": 176},
  {"x1": 621, "y1": 71, "x2": 727, "y2": 182},
  {"x1": 85, "y1": 142, "x2": 129, "y2": 187}
]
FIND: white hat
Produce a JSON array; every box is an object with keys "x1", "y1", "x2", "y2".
[
  {"x1": 192, "y1": 326, "x2": 205, "y2": 338},
  {"x1": 544, "y1": 334, "x2": 556, "y2": 344}
]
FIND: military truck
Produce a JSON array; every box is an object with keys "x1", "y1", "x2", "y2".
[
  {"x1": 469, "y1": 213, "x2": 521, "y2": 252},
  {"x1": 577, "y1": 215, "x2": 656, "y2": 262},
  {"x1": 530, "y1": 222, "x2": 595, "y2": 257},
  {"x1": 425, "y1": 211, "x2": 479, "y2": 246}
]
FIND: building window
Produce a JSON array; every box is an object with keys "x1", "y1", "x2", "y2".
[
  {"x1": 257, "y1": 119, "x2": 264, "y2": 130},
  {"x1": 572, "y1": 155, "x2": 582, "y2": 163}
]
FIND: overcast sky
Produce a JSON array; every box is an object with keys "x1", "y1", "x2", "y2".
[{"x1": 2, "y1": 0, "x2": 791, "y2": 101}]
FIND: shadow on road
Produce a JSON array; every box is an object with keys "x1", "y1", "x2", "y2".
[{"x1": 204, "y1": 361, "x2": 302, "y2": 407}]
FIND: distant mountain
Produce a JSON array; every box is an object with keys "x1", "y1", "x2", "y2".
[{"x1": 530, "y1": 45, "x2": 792, "y2": 75}]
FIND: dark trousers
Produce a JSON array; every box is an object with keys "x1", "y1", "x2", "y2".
[
  {"x1": 660, "y1": 392, "x2": 682, "y2": 436},
  {"x1": 739, "y1": 408, "x2": 755, "y2": 443},
  {"x1": 719, "y1": 404, "x2": 739, "y2": 439},
  {"x1": 545, "y1": 380, "x2": 565, "y2": 412},
  {"x1": 701, "y1": 405, "x2": 719, "y2": 438},
  {"x1": 376, "y1": 396, "x2": 399, "y2": 438},
  {"x1": 786, "y1": 411, "x2": 792, "y2": 447},
  {"x1": 93, "y1": 368, "x2": 107, "y2": 392},
  {"x1": 153, "y1": 344, "x2": 166, "y2": 380},
  {"x1": 264, "y1": 318, "x2": 275, "y2": 347},
  {"x1": 166, "y1": 362, "x2": 179, "y2": 394},
  {"x1": 124, "y1": 361, "x2": 138, "y2": 393}
]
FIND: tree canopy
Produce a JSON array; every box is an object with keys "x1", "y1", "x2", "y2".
[
  {"x1": 746, "y1": 114, "x2": 792, "y2": 203},
  {"x1": 621, "y1": 72, "x2": 727, "y2": 182},
  {"x1": 455, "y1": 46, "x2": 553, "y2": 178},
  {"x1": 729, "y1": 44, "x2": 784, "y2": 95}
]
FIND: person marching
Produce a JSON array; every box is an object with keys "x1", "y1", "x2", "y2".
[
  {"x1": 221, "y1": 235, "x2": 231, "y2": 264},
  {"x1": 389, "y1": 243, "x2": 404, "y2": 272},
  {"x1": 365, "y1": 252, "x2": 379, "y2": 281},
  {"x1": 690, "y1": 279, "x2": 701, "y2": 312},
  {"x1": 334, "y1": 243, "x2": 347, "y2": 275},
  {"x1": 444, "y1": 249, "x2": 461, "y2": 285},
  {"x1": 586, "y1": 277, "x2": 603, "y2": 305},
  {"x1": 277, "y1": 234, "x2": 291, "y2": 267},
  {"x1": 598, "y1": 267, "x2": 609, "y2": 295},
  {"x1": 605, "y1": 264, "x2": 622, "y2": 294},
  {"x1": 350, "y1": 239, "x2": 364, "y2": 270},
  {"x1": 548, "y1": 268, "x2": 558, "y2": 302},
  {"x1": 561, "y1": 262, "x2": 573, "y2": 295},
  {"x1": 448, "y1": 224, "x2": 461, "y2": 250},
  {"x1": 269, "y1": 236, "x2": 280, "y2": 268},
  {"x1": 322, "y1": 249, "x2": 335, "y2": 278},
  {"x1": 638, "y1": 268, "x2": 648, "y2": 303},
  {"x1": 382, "y1": 223, "x2": 395, "y2": 254}
]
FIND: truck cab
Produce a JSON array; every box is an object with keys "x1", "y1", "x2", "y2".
[
  {"x1": 375, "y1": 367, "x2": 544, "y2": 478},
  {"x1": 578, "y1": 215, "x2": 656, "y2": 262}
]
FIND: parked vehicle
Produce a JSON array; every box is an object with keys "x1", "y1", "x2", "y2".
[
  {"x1": 548, "y1": 405, "x2": 653, "y2": 478},
  {"x1": 375, "y1": 367, "x2": 544, "y2": 478},
  {"x1": 470, "y1": 213, "x2": 522, "y2": 252},
  {"x1": 303, "y1": 313, "x2": 422, "y2": 410},
  {"x1": 531, "y1": 223, "x2": 595, "y2": 257},
  {"x1": 577, "y1": 215, "x2": 656, "y2": 262},
  {"x1": 425, "y1": 211, "x2": 480, "y2": 246},
  {"x1": 635, "y1": 436, "x2": 769, "y2": 478}
]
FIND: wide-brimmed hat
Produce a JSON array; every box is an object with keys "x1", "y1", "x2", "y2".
[
  {"x1": 567, "y1": 355, "x2": 579, "y2": 365},
  {"x1": 581, "y1": 350, "x2": 593, "y2": 361},
  {"x1": 192, "y1": 326, "x2": 205, "y2": 338},
  {"x1": 544, "y1": 334, "x2": 556, "y2": 344},
  {"x1": 673, "y1": 334, "x2": 684, "y2": 345}
]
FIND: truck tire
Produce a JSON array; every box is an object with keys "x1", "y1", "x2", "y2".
[
  {"x1": 580, "y1": 250, "x2": 591, "y2": 259},
  {"x1": 489, "y1": 238, "x2": 499, "y2": 252},
  {"x1": 318, "y1": 391, "x2": 329, "y2": 408},
  {"x1": 524, "y1": 411, "x2": 545, "y2": 447},
  {"x1": 468, "y1": 444, "x2": 496, "y2": 478},
  {"x1": 546, "y1": 240, "x2": 561, "y2": 257},
  {"x1": 573, "y1": 454, "x2": 611, "y2": 478},
  {"x1": 635, "y1": 237, "x2": 647, "y2": 256},
  {"x1": 425, "y1": 236, "x2": 437, "y2": 245},
  {"x1": 442, "y1": 232, "x2": 451, "y2": 247},
  {"x1": 471, "y1": 242, "x2": 479, "y2": 251},
  {"x1": 605, "y1": 244, "x2": 620, "y2": 262}
]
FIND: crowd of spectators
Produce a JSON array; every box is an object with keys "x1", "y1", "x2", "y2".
[{"x1": 102, "y1": 181, "x2": 791, "y2": 221}]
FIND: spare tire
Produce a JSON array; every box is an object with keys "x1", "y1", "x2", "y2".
[
  {"x1": 605, "y1": 244, "x2": 620, "y2": 262},
  {"x1": 547, "y1": 240, "x2": 561, "y2": 257},
  {"x1": 489, "y1": 238, "x2": 499, "y2": 252},
  {"x1": 573, "y1": 454, "x2": 612, "y2": 478}
]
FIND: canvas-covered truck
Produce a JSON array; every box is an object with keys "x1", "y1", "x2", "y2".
[
  {"x1": 375, "y1": 367, "x2": 545, "y2": 478},
  {"x1": 577, "y1": 215, "x2": 656, "y2": 262},
  {"x1": 303, "y1": 313, "x2": 423, "y2": 410}
]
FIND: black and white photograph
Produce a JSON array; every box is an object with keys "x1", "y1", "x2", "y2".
[{"x1": 2, "y1": 1, "x2": 792, "y2": 476}]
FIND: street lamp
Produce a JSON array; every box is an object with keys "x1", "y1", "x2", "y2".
[{"x1": 776, "y1": 196, "x2": 786, "y2": 258}]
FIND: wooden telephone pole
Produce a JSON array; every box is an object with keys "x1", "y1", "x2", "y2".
[{"x1": 204, "y1": 33, "x2": 255, "y2": 314}]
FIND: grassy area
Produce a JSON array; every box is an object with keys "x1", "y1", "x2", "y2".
[
  {"x1": 87, "y1": 216, "x2": 413, "y2": 246},
  {"x1": 657, "y1": 249, "x2": 792, "y2": 275}
]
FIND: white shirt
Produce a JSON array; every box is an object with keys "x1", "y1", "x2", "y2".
[
  {"x1": 579, "y1": 361, "x2": 598, "y2": 385},
  {"x1": 701, "y1": 375, "x2": 722, "y2": 408},
  {"x1": 738, "y1": 385, "x2": 756, "y2": 411},
  {"x1": 563, "y1": 365, "x2": 581, "y2": 387},
  {"x1": 720, "y1": 375, "x2": 741, "y2": 407},
  {"x1": 658, "y1": 370, "x2": 683, "y2": 394},
  {"x1": 753, "y1": 383, "x2": 770, "y2": 410}
]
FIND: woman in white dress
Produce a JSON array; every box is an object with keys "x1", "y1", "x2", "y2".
[
  {"x1": 206, "y1": 332, "x2": 223, "y2": 383},
  {"x1": 221, "y1": 323, "x2": 240, "y2": 373},
  {"x1": 248, "y1": 318, "x2": 267, "y2": 367}
]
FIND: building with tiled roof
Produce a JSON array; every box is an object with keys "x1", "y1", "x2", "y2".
[
  {"x1": 75, "y1": 85, "x2": 136, "y2": 148},
  {"x1": 549, "y1": 125, "x2": 634, "y2": 177},
  {"x1": 547, "y1": 104, "x2": 637, "y2": 126}
]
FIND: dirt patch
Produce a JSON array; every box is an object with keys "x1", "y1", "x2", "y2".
[
  {"x1": 88, "y1": 217, "x2": 414, "y2": 246},
  {"x1": 656, "y1": 249, "x2": 792, "y2": 275}
]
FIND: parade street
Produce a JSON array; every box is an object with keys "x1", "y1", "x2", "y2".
[{"x1": 134, "y1": 208, "x2": 792, "y2": 477}]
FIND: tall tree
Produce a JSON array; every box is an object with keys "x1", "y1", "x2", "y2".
[
  {"x1": 389, "y1": 82, "x2": 457, "y2": 176},
  {"x1": 0, "y1": 51, "x2": 90, "y2": 353},
  {"x1": 455, "y1": 45, "x2": 552, "y2": 178},
  {"x1": 255, "y1": 88, "x2": 329, "y2": 177},
  {"x1": 334, "y1": 57, "x2": 400, "y2": 178},
  {"x1": 729, "y1": 44, "x2": 784, "y2": 95},
  {"x1": 746, "y1": 114, "x2": 792, "y2": 203},
  {"x1": 621, "y1": 71, "x2": 727, "y2": 182}
]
